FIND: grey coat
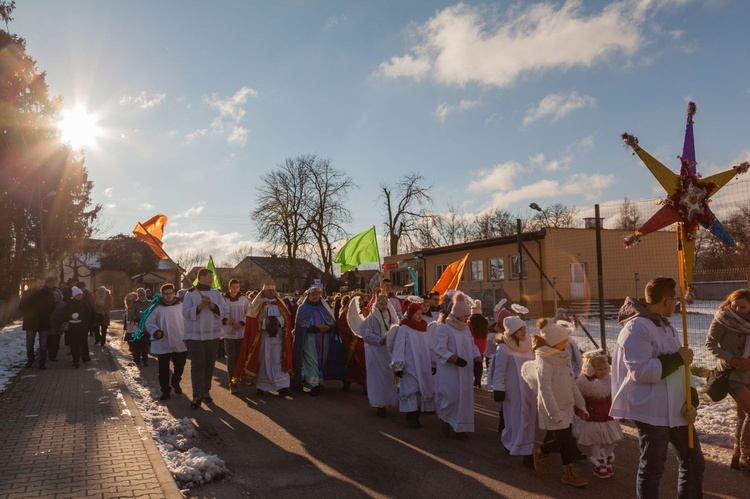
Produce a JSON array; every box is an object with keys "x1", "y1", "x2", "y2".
[{"x1": 706, "y1": 319, "x2": 750, "y2": 385}]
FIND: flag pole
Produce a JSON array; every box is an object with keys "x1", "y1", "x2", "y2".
[
  {"x1": 136, "y1": 222, "x2": 203, "y2": 296},
  {"x1": 676, "y1": 224, "x2": 693, "y2": 450}
]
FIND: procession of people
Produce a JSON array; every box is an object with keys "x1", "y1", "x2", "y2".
[{"x1": 20, "y1": 268, "x2": 750, "y2": 497}]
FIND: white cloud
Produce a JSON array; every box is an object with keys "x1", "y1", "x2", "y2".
[
  {"x1": 188, "y1": 87, "x2": 257, "y2": 146},
  {"x1": 120, "y1": 91, "x2": 166, "y2": 109},
  {"x1": 570, "y1": 135, "x2": 595, "y2": 152},
  {"x1": 434, "y1": 99, "x2": 480, "y2": 123},
  {"x1": 163, "y1": 230, "x2": 262, "y2": 264},
  {"x1": 467, "y1": 160, "x2": 523, "y2": 193},
  {"x1": 103, "y1": 187, "x2": 114, "y2": 198},
  {"x1": 523, "y1": 91, "x2": 596, "y2": 126},
  {"x1": 104, "y1": 203, "x2": 117, "y2": 209},
  {"x1": 138, "y1": 202, "x2": 154, "y2": 210},
  {"x1": 376, "y1": 0, "x2": 680, "y2": 88},
  {"x1": 174, "y1": 202, "x2": 206, "y2": 219},
  {"x1": 489, "y1": 173, "x2": 614, "y2": 207},
  {"x1": 324, "y1": 14, "x2": 347, "y2": 30}
]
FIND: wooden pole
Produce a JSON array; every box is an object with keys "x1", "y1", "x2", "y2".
[{"x1": 677, "y1": 224, "x2": 693, "y2": 450}]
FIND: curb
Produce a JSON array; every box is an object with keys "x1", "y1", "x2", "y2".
[{"x1": 104, "y1": 346, "x2": 185, "y2": 499}]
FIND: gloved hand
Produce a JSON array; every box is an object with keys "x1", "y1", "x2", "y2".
[
  {"x1": 681, "y1": 403, "x2": 697, "y2": 424},
  {"x1": 153, "y1": 330, "x2": 164, "y2": 340},
  {"x1": 677, "y1": 346, "x2": 694, "y2": 366},
  {"x1": 431, "y1": 367, "x2": 436, "y2": 375},
  {"x1": 473, "y1": 361, "x2": 483, "y2": 387},
  {"x1": 394, "y1": 370, "x2": 404, "y2": 378},
  {"x1": 454, "y1": 357, "x2": 468, "y2": 367},
  {"x1": 493, "y1": 391, "x2": 505, "y2": 402}
]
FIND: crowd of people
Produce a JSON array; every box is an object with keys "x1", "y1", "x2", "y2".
[{"x1": 19, "y1": 270, "x2": 750, "y2": 497}]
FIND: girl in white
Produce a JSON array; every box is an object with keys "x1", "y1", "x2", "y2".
[
  {"x1": 433, "y1": 292, "x2": 481, "y2": 438},
  {"x1": 524, "y1": 318, "x2": 589, "y2": 488},
  {"x1": 392, "y1": 301, "x2": 435, "y2": 428},
  {"x1": 574, "y1": 351, "x2": 623, "y2": 479},
  {"x1": 490, "y1": 316, "x2": 536, "y2": 467}
]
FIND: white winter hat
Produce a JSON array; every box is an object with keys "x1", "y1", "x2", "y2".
[
  {"x1": 503, "y1": 316, "x2": 525, "y2": 336},
  {"x1": 539, "y1": 319, "x2": 571, "y2": 347},
  {"x1": 71, "y1": 286, "x2": 83, "y2": 298}
]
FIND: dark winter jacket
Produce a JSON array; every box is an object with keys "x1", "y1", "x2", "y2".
[{"x1": 19, "y1": 286, "x2": 56, "y2": 332}]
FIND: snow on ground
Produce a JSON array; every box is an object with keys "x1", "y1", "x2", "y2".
[
  {"x1": 107, "y1": 334, "x2": 228, "y2": 489},
  {"x1": 0, "y1": 321, "x2": 227, "y2": 489},
  {"x1": 0, "y1": 323, "x2": 27, "y2": 394}
]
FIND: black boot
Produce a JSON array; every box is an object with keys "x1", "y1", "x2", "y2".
[
  {"x1": 377, "y1": 407, "x2": 387, "y2": 418},
  {"x1": 406, "y1": 411, "x2": 422, "y2": 428}
]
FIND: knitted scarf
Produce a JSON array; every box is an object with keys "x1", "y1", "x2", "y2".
[
  {"x1": 535, "y1": 345, "x2": 570, "y2": 366},
  {"x1": 503, "y1": 332, "x2": 532, "y2": 354},
  {"x1": 446, "y1": 315, "x2": 469, "y2": 331},
  {"x1": 400, "y1": 317, "x2": 427, "y2": 332},
  {"x1": 715, "y1": 308, "x2": 750, "y2": 358}
]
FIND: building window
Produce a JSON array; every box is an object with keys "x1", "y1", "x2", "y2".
[
  {"x1": 469, "y1": 260, "x2": 484, "y2": 281},
  {"x1": 392, "y1": 270, "x2": 407, "y2": 286},
  {"x1": 509, "y1": 254, "x2": 528, "y2": 280},
  {"x1": 436, "y1": 264, "x2": 448, "y2": 280},
  {"x1": 488, "y1": 257, "x2": 505, "y2": 281}
]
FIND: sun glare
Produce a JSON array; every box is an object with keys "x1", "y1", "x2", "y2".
[{"x1": 58, "y1": 107, "x2": 102, "y2": 149}]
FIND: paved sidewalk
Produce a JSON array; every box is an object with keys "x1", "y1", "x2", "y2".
[{"x1": 0, "y1": 333, "x2": 183, "y2": 499}]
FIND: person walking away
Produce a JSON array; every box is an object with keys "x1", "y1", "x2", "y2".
[
  {"x1": 146, "y1": 283, "x2": 188, "y2": 400},
  {"x1": 130, "y1": 288, "x2": 151, "y2": 365},
  {"x1": 182, "y1": 268, "x2": 227, "y2": 408},
  {"x1": 362, "y1": 294, "x2": 399, "y2": 417},
  {"x1": 222, "y1": 279, "x2": 249, "y2": 394},
  {"x1": 705, "y1": 288, "x2": 750, "y2": 470},
  {"x1": 47, "y1": 277, "x2": 66, "y2": 363},
  {"x1": 19, "y1": 278, "x2": 55, "y2": 370},
  {"x1": 610, "y1": 276, "x2": 702, "y2": 498},
  {"x1": 574, "y1": 351, "x2": 623, "y2": 478},
  {"x1": 433, "y1": 292, "x2": 481, "y2": 438},
  {"x1": 525, "y1": 318, "x2": 589, "y2": 487},
  {"x1": 490, "y1": 316, "x2": 536, "y2": 468},
  {"x1": 61, "y1": 287, "x2": 92, "y2": 368},
  {"x1": 93, "y1": 286, "x2": 113, "y2": 347}
]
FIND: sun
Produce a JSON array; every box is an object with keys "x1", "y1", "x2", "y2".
[{"x1": 58, "y1": 107, "x2": 102, "y2": 149}]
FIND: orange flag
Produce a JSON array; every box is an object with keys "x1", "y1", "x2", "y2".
[
  {"x1": 430, "y1": 253, "x2": 469, "y2": 298},
  {"x1": 133, "y1": 214, "x2": 169, "y2": 260}
]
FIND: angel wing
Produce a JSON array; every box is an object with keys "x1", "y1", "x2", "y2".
[{"x1": 347, "y1": 296, "x2": 366, "y2": 337}]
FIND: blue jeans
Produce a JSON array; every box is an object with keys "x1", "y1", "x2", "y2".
[
  {"x1": 26, "y1": 330, "x2": 48, "y2": 367},
  {"x1": 634, "y1": 420, "x2": 704, "y2": 499}
]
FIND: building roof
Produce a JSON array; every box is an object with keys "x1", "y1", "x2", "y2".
[{"x1": 417, "y1": 229, "x2": 547, "y2": 256}]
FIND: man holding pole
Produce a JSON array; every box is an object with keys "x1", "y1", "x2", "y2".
[{"x1": 610, "y1": 276, "x2": 703, "y2": 498}]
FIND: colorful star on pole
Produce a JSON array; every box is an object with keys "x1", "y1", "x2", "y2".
[{"x1": 621, "y1": 101, "x2": 748, "y2": 285}]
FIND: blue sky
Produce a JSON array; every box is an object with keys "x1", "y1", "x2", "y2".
[{"x1": 13, "y1": 0, "x2": 750, "y2": 264}]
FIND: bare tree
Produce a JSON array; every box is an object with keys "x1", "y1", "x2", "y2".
[
  {"x1": 527, "y1": 203, "x2": 580, "y2": 230},
  {"x1": 612, "y1": 197, "x2": 643, "y2": 231},
  {"x1": 472, "y1": 207, "x2": 517, "y2": 240},
  {"x1": 252, "y1": 157, "x2": 311, "y2": 286},
  {"x1": 696, "y1": 201, "x2": 750, "y2": 273},
  {"x1": 173, "y1": 249, "x2": 209, "y2": 272},
  {"x1": 301, "y1": 155, "x2": 355, "y2": 276},
  {"x1": 223, "y1": 243, "x2": 255, "y2": 268},
  {"x1": 380, "y1": 172, "x2": 433, "y2": 256}
]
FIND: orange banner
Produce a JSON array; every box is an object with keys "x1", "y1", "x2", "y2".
[
  {"x1": 430, "y1": 253, "x2": 469, "y2": 298},
  {"x1": 133, "y1": 214, "x2": 169, "y2": 260}
]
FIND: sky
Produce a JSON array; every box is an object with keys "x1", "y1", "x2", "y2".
[{"x1": 12, "y1": 0, "x2": 750, "y2": 266}]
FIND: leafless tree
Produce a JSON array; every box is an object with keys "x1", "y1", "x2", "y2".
[
  {"x1": 173, "y1": 249, "x2": 209, "y2": 273},
  {"x1": 252, "y1": 157, "x2": 311, "y2": 286},
  {"x1": 380, "y1": 172, "x2": 433, "y2": 256},
  {"x1": 612, "y1": 197, "x2": 643, "y2": 231},
  {"x1": 301, "y1": 155, "x2": 355, "y2": 276},
  {"x1": 696, "y1": 201, "x2": 750, "y2": 273},
  {"x1": 472, "y1": 207, "x2": 517, "y2": 240},
  {"x1": 527, "y1": 203, "x2": 580, "y2": 230},
  {"x1": 223, "y1": 243, "x2": 255, "y2": 268}
]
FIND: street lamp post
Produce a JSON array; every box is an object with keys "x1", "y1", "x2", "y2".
[{"x1": 529, "y1": 202, "x2": 550, "y2": 227}]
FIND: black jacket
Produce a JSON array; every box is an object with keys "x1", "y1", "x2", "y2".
[{"x1": 19, "y1": 287, "x2": 56, "y2": 331}]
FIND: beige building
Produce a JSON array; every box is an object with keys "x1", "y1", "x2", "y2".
[
  {"x1": 383, "y1": 227, "x2": 678, "y2": 317},
  {"x1": 185, "y1": 256, "x2": 324, "y2": 293}
]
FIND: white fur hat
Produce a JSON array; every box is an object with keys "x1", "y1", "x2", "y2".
[
  {"x1": 539, "y1": 319, "x2": 571, "y2": 347},
  {"x1": 503, "y1": 316, "x2": 525, "y2": 336}
]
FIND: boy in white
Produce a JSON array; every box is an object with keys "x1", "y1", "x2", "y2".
[
  {"x1": 222, "y1": 279, "x2": 249, "y2": 394},
  {"x1": 146, "y1": 283, "x2": 187, "y2": 401},
  {"x1": 182, "y1": 268, "x2": 228, "y2": 408}
]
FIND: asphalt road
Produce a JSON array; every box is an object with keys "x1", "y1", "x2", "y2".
[{"x1": 130, "y1": 348, "x2": 748, "y2": 498}]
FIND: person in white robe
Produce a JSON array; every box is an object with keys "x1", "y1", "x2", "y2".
[
  {"x1": 391, "y1": 301, "x2": 435, "y2": 428},
  {"x1": 361, "y1": 294, "x2": 399, "y2": 417},
  {"x1": 146, "y1": 283, "x2": 188, "y2": 401},
  {"x1": 433, "y1": 292, "x2": 481, "y2": 438},
  {"x1": 222, "y1": 279, "x2": 250, "y2": 394},
  {"x1": 490, "y1": 315, "x2": 536, "y2": 467}
]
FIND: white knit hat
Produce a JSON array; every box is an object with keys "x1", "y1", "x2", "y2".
[
  {"x1": 503, "y1": 316, "x2": 525, "y2": 336},
  {"x1": 539, "y1": 320, "x2": 571, "y2": 347},
  {"x1": 451, "y1": 292, "x2": 472, "y2": 317},
  {"x1": 71, "y1": 286, "x2": 83, "y2": 298}
]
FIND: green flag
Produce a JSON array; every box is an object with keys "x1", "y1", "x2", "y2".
[
  {"x1": 192, "y1": 255, "x2": 223, "y2": 290},
  {"x1": 334, "y1": 226, "x2": 380, "y2": 272}
]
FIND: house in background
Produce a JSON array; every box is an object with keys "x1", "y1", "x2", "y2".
[
  {"x1": 184, "y1": 255, "x2": 324, "y2": 293},
  {"x1": 62, "y1": 239, "x2": 181, "y2": 306},
  {"x1": 383, "y1": 226, "x2": 678, "y2": 318}
]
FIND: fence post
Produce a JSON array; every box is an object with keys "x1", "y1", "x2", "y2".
[{"x1": 595, "y1": 205, "x2": 607, "y2": 354}]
